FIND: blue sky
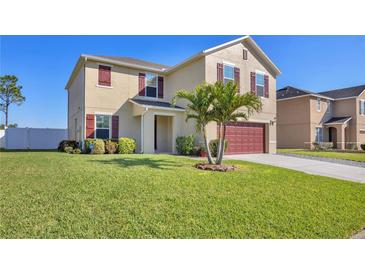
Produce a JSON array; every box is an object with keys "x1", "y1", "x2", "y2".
[{"x1": 1, "y1": 35, "x2": 364, "y2": 128}]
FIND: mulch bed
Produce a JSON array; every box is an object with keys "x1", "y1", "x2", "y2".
[{"x1": 195, "y1": 163, "x2": 236, "y2": 172}]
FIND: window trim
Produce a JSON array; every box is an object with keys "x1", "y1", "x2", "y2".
[
  {"x1": 144, "y1": 72, "x2": 159, "y2": 99},
  {"x1": 316, "y1": 98, "x2": 321, "y2": 112},
  {"x1": 326, "y1": 99, "x2": 332, "y2": 114},
  {"x1": 315, "y1": 127, "x2": 323, "y2": 143},
  {"x1": 94, "y1": 113, "x2": 112, "y2": 139},
  {"x1": 223, "y1": 63, "x2": 235, "y2": 85},
  {"x1": 360, "y1": 99, "x2": 365, "y2": 116},
  {"x1": 255, "y1": 71, "x2": 265, "y2": 98}
]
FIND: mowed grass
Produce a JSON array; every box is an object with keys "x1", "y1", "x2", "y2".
[
  {"x1": 278, "y1": 149, "x2": 365, "y2": 163},
  {"x1": 1, "y1": 152, "x2": 365, "y2": 239}
]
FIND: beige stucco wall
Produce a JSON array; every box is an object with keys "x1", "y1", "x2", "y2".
[
  {"x1": 332, "y1": 97, "x2": 358, "y2": 146},
  {"x1": 164, "y1": 57, "x2": 206, "y2": 145},
  {"x1": 67, "y1": 65, "x2": 84, "y2": 141},
  {"x1": 277, "y1": 97, "x2": 311, "y2": 148},
  {"x1": 356, "y1": 93, "x2": 365, "y2": 146},
  {"x1": 309, "y1": 97, "x2": 332, "y2": 144},
  {"x1": 204, "y1": 42, "x2": 277, "y2": 152}
]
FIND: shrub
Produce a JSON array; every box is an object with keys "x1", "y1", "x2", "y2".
[
  {"x1": 72, "y1": 148, "x2": 81, "y2": 154},
  {"x1": 105, "y1": 140, "x2": 118, "y2": 154},
  {"x1": 85, "y1": 139, "x2": 105, "y2": 154},
  {"x1": 58, "y1": 140, "x2": 77, "y2": 152},
  {"x1": 361, "y1": 144, "x2": 365, "y2": 151},
  {"x1": 209, "y1": 139, "x2": 228, "y2": 157},
  {"x1": 64, "y1": 146, "x2": 74, "y2": 154},
  {"x1": 345, "y1": 142, "x2": 358, "y2": 150},
  {"x1": 118, "y1": 137, "x2": 136, "y2": 154},
  {"x1": 312, "y1": 142, "x2": 333, "y2": 151},
  {"x1": 176, "y1": 135, "x2": 195, "y2": 155}
]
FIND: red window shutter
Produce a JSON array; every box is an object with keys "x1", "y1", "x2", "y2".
[
  {"x1": 217, "y1": 63, "x2": 223, "y2": 82},
  {"x1": 158, "y1": 76, "x2": 164, "y2": 98},
  {"x1": 234, "y1": 67, "x2": 240, "y2": 92},
  {"x1": 112, "y1": 115, "x2": 119, "y2": 139},
  {"x1": 138, "y1": 73, "x2": 146, "y2": 96},
  {"x1": 264, "y1": 75, "x2": 269, "y2": 98},
  {"x1": 98, "y1": 65, "x2": 111, "y2": 86},
  {"x1": 250, "y1": 72, "x2": 256, "y2": 94},
  {"x1": 86, "y1": 114, "x2": 95, "y2": 138}
]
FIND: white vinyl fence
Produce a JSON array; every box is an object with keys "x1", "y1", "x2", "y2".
[
  {"x1": 0, "y1": 130, "x2": 5, "y2": 148},
  {"x1": 4, "y1": 128, "x2": 68, "y2": 150}
]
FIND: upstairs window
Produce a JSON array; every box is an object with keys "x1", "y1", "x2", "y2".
[
  {"x1": 316, "y1": 98, "x2": 321, "y2": 112},
  {"x1": 255, "y1": 72, "x2": 265, "y2": 97},
  {"x1": 98, "y1": 65, "x2": 111, "y2": 86},
  {"x1": 146, "y1": 73, "x2": 157, "y2": 98},
  {"x1": 223, "y1": 64, "x2": 234, "y2": 85},
  {"x1": 326, "y1": 100, "x2": 332, "y2": 114},
  {"x1": 95, "y1": 115, "x2": 110, "y2": 139},
  {"x1": 360, "y1": 100, "x2": 365, "y2": 115}
]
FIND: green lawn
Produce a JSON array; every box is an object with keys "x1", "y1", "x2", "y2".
[
  {"x1": 278, "y1": 149, "x2": 365, "y2": 163},
  {"x1": 1, "y1": 151, "x2": 365, "y2": 239}
]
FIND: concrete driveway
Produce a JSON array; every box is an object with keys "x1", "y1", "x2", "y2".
[{"x1": 225, "y1": 154, "x2": 365, "y2": 184}]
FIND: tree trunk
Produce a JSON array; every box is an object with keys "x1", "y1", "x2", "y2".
[
  {"x1": 203, "y1": 126, "x2": 214, "y2": 164},
  {"x1": 216, "y1": 122, "x2": 223, "y2": 164},
  {"x1": 216, "y1": 124, "x2": 227, "y2": 165},
  {"x1": 5, "y1": 104, "x2": 8, "y2": 127}
]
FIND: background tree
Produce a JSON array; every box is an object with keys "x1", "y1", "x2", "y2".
[
  {"x1": 212, "y1": 81, "x2": 262, "y2": 165},
  {"x1": 0, "y1": 75, "x2": 25, "y2": 127},
  {"x1": 0, "y1": 123, "x2": 17, "y2": 129},
  {"x1": 173, "y1": 83, "x2": 215, "y2": 164}
]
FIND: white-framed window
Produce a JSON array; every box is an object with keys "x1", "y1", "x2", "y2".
[
  {"x1": 256, "y1": 72, "x2": 265, "y2": 97},
  {"x1": 316, "y1": 98, "x2": 321, "y2": 112},
  {"x1": 326, "y1": 99, "x2": 332, "y2": 114},
  {"x1": 223, "y1": 64, "x2": 234, "y2": 85},
  {"x1": 95, "y1": 114, "x2": 111, "y2": 139},
  {"x1": 145, "y1": 73, "x2": 158, "y2": 98},
  {"x1": 360, "y1": 100, "x2": 365, "y2": 116},
  {"x1": 315, "y1": 127, "x2": 323, "y2": 143}
]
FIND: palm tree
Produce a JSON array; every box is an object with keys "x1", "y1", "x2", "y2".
[
  {"x1": 212, "y1": 81, "x2": 262, "y2": 165},
  {"x1": 173, "y1": 83, "x2": 215, "y2": 164}
]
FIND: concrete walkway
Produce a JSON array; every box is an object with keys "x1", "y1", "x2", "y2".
[{"x1": 225, "y1": 154, "x2": 365, "y2": 184}]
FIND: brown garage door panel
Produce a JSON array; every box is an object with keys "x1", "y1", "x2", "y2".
[{"x1": 219, "y1": 122, "x2": 265, "y2": 154}]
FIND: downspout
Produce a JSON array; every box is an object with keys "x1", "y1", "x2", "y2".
[
  {"x1": 81, "y1": 57, "x2": 87, "y2": 149},
  {"x1": 140, "y1": 107, "x2": 148, "y2": 153}
]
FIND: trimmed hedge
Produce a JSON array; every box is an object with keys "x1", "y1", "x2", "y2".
[
  {"x1": 209, "y1": 139, "x2": 228, "y2": 157},
  {"x1": 85, "y1": 139, "x2": 105, "y2": 154},
  {"x1": 361, "y1": 144, "x2": 365, "y2": 151},
  {"x1": 176, "y1": 135, "x2": 195, "y2": 155},
  {"x1": 312, "y1": 142, "x2": 333, "y2": 151},
  {"x1": 118, "y1": 137, "x2": 136, "y2": 154}
]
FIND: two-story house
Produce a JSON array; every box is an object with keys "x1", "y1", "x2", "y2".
[
  {"x1": 65, "y1": 36, "x2": 280, "y2": 154},
  {"x1": 276, "y1": 85, "x2": 365, "y2": 149}
]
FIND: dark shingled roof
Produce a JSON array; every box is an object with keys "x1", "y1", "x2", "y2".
[
  {"x1": 276, "y1": 86, "x2": 315, "y2": 100},
  {"x1": 318, "y1": 85, "x2": 365, "y2": 99},
  {"x1": 91, "y1": 55, "x2": 170, "y2": 70},
  {"x1": 324, "y1": 116, "x2": 352, "y2": 124},
  {"x1": 130, "y1": 98, "x2": 184, "y2": 110}
]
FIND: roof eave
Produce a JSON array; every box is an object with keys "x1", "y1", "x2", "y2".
[{"x1": 129, "y1": 99, "x2": 186, "y2": 112}]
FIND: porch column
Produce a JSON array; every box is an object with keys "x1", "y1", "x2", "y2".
[
  {"x1": 142, "y1": 112, "x2": 155, "y2": 154},
  {"x1": 336, "y1": 125, "x2": 345, "y2": 150}
]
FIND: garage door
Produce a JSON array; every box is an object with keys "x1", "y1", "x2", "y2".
[{"x1": 219, "y1": 122, "x2": 265, "y2": 154}]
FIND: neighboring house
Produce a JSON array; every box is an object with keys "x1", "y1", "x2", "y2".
[
  {"x1": 277, "y1": 85, "x2": 365, "y2": 149},
  {"x1": 65, "y1": 36, "x2": 280, "y2": 154}
]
